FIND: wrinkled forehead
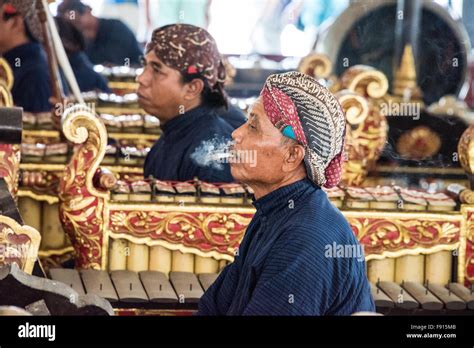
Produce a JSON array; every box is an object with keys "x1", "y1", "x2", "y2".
[
  {"x1": 248, "y1": 97, "x2": 268, "y2": 122},
  {"x1": 248, "y1": 97, "x2": 279, "y2": 130},
  {"x1": 248, "y1": 97, "x2": 263, "y2": 115}
]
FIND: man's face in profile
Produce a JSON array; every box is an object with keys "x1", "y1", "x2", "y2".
[
  {"x1": 231, "y1": 97, "x2": 296, "y2": 186},
  {"x1": 136, "y1": 50, "x2": 188, "y2": 121},
  {"x1": 62, "y1": 8, "x2": 96, "y2": 41},
  {"x1": 0, "y1": 5, "x2": 20, "y2": 50}
]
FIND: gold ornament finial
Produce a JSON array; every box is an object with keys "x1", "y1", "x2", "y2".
[{"x1": 393, "y1": 44, "x2": 423, "y2": 101}]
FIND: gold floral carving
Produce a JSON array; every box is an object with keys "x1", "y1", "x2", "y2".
[
  {"x1": 0, "y1": 144, "x2": 21, "y2": 199},
  {"x1": 109, "y1": 210, "x2": 252, "y2": 258},
  {"x1": 350, "y1": 216, "x2": 460, "y2": 259}
]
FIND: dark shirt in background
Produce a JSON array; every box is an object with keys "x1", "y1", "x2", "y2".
[
  {"x1": 144, "y1": 104, "x2": 235, "y2": 183},
  {"x1": 55, "y1": 16, "x2": 111, "y2": 93},
  {"x1": 85, "y1": 18, "x2": 142, "y2": 66},
  {"x1": 218, "y1": 103, "x2": 247, "y2": 129},
  {"x1": 3, "y1": 42, "x2": 52, "y2": 113},
  {"x1": 68, "y1": 52, "x2": 110, "y2": 92}
]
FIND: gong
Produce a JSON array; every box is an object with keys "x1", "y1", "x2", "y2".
[{"x1": 314, "y1": 0, "x2": 470, "y2": 105}]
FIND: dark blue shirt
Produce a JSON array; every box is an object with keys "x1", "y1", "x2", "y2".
[
  {"x1": 144, "y1": 104, "x2": 235, "y2": 182},
  {"x1": 85, "y1": 18, "x2": 143, "y2": 66},
  {"x1": 218, "y1": 104, "x2": 247, "y2": 129},
  {"x1": 198, "y1": 178, "x2": 375, "y2": 315},
  {"x1": 69, "y1": 52, "x2": 110, "y2": 92},
  {"x1": 3, "y1": 42, "x2": 52, "y2": 113}
]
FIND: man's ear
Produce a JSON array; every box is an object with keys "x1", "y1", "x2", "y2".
[
  {"x1": 183, "y1": 78, "x2": 205, "y2": 101},
  {"x1": 282, "y1": 143, "x2": 306, "y2": 173}
]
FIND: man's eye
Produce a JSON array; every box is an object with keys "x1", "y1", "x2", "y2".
[
  {"x1": 152, "y1": 65, "x2": 162, "y2": 74},
  {"x1": 249, "y1": 123, "x2": 256, "y2": 130},
  {"x1": 139, "y1": 56, "x2": 146, "y2": 67}
]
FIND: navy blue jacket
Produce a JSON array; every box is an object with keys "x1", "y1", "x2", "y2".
[
  {"x1": 69, "y1": 52, "x2": 110, "y2": 92},
  {"x1": 85, "y1": 18, "x2": 142, "y2": 66},
  {"x1": 198, "y1": 178, "x2": 375, "y2": 315},
  {"x1": 3, "y1": 42, "x2": 52, "y2": 113},
  {"x1": 144, "y1": 104, "x2": 235, "y2": 183}
]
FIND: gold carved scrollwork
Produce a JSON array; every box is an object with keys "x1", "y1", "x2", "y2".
[
  {"x1": 0, "y1": 82, "x2": 13, "y2": 107},
  {"x1": 59, "y1": 105, "x2": 109, "y2": 269},
  {"x1": 341, "y1": 65, "x2": 389, "y2": 99},
  {"x1": 458, "y1": 124, "x2": 474, "y2": 175},
  {"x1": 336, "y1": 90, "x2": 369, "y2": 126},
  {"x1": 336, "y1": 89, "x2": 388, "y2": 186},
  {"x1": 60, "y1": 105, "x2": 108, "y2": 199},
  {"x1": 0, "y1": 57, "x2": 13, "y2": 90},
  {"x1": 298, "y1": 53, "x2": 333, "y2": 79},
  {"x1": 98, "y1": 170, "x2": 117, "y2": 190},
  {"x1": 0, "y1": 60, "x2": 19, "y2": 197},
  {"x1": 332, "y1": 66, "x2": 389, "y2": 186},
  {"x1": 0, "y1": 58, "x2": 13, "y2": 108},
  {"x1": 460, "y1": 190, "x2": 474, "y2": 204}
]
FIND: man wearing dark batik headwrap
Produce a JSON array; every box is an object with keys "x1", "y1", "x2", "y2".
[
  {"x1": 198, "y1": 72, "x2": 375, "y2": 315},
  {"x1": 139, "y1": 24, "x2": 244, "y2": 182}
]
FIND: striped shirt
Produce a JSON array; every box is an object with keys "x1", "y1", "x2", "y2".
[{"x1": 198, "y1": 178, "x2": 375, "y2": 315}]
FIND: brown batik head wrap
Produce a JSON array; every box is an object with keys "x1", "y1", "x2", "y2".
[{"x1": 146, "y1": 24, "x2": 226, "y2": 93}]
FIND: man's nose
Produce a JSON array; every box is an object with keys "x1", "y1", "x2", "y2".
[
  {"x1": 136, "y1": 69, "x2": 148, "y2": 86},
  {"x1": 232, "y1": 126, "x2": 243, "y2": 143}
]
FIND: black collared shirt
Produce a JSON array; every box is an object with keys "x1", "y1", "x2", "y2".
[
  {"x1": 198, "y1": 178, "x2": 375, "y2": 315},
  {"x1": 3, "y1": 42, "x2": 52, "y2": 113},
  {"x1": 144, "y1": 104, "x2": 235, "y2": 183}
]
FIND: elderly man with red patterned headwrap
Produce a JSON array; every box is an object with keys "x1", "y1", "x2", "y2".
[{"x1": 198, "y1": 72, "x2": 375, "y2": 315}]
